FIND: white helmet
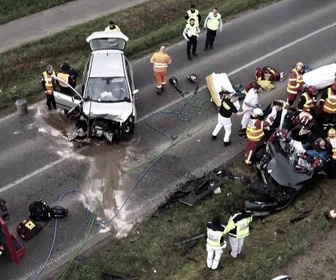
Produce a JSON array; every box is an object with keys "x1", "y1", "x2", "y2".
[{"x1": 252, "y1": 108, "x2": 263, "y2": 117}]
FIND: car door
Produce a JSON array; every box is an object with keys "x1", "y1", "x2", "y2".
[{"x1": 53, "y1": 75, "x2": 83, "y2": 111}]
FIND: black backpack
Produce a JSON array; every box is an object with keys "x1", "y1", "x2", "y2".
[{"x1": 29, "y1": 200, "x2": 51, "y2": 222}]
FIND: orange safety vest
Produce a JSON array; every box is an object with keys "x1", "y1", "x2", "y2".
[
  {"x1": 323, "y1": 88, "x2": 336, "y2": 114},
  {"x1": 302, "y1": 93, "x2": 313, "y2": 112},
  {"x1": 287, "y1": 69, "x2": 303, "y2": 95},
  {"x1": 57, "y1": 72, "x2": 70, "y2": 87},
  {"x1": 42, "y1": 71, "x2": 55, "y2": 95},
  {"x1": 150, "y1": 52, "x2": 172, "y2": 73},
  {"x1": 246, "y1": 119, "x2": 265, "y2": 141}
]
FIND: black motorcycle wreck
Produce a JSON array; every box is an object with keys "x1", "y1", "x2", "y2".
[{"x1": 245, "y1": 129, "x2": 332, "y2": 217}]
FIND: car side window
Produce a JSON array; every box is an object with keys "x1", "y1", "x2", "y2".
[{"x1": 125, "y1": 58, "x2": 134, "y2": 91}]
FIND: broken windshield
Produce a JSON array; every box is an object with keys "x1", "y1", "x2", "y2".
[{"x1": 85, "y1": 77, "x2": 130, "y2": 102}]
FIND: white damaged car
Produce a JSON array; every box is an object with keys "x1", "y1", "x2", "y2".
[{"x1": 53, "y1": 31, "x2": 138, "y2": 143}]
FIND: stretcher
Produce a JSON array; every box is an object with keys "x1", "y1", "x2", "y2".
[
  {"x1": 205, "y1": 72, "x2": 240, "y2": 110},
  {"x1": 303, "y1": 63, "x2": 336, "y2": 90}
]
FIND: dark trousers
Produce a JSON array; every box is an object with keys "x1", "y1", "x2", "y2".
[
  {"x1": 323, "y1": 112, "x2": 336, "y2": 127},
  {"x1": 46, "y1": 94, "x2": 57, "y2": 109},
  {"x1": 187, "y1": 36, "x2": 197, "y2": 56},
  {"x1": 205, "y1": 29, "x2": 217, "y2": 49}
]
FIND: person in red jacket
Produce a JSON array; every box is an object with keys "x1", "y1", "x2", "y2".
[
  {"x1": 286, "y1": 62, "x2": 305, "y2": 105},
  {"x1": 255, "y1": 66, "x2": 286, "y2": 82},
  {"x1": 245, "y1": 108, "x2": 272, "y2": 165}
]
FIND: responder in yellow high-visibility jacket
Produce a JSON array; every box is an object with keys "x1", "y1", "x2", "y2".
[
  {"x1": 150, "y1": 46, "x2": 172, "y2": 95},
  {"x1": 104, "y1": 20, "x2": 121, "y2": 32},
  {"x1": 206, "y1": 216, "x2": 226, "y2": 270},
  {"x1": 41, "y1": 65, "x2": 57, "y2": 110},
  {"x1": 182, "y1": 18, "x2": 200, "y2": 60},
  {"x1": 184, "y1": 4, "x2": 201, "y2": 27},
  {"x1": 56, "y1": 62, "x2": 78, "y2": 95},
  {"x1": 224, "y1": 200, "x2": 253, "y2": 259},
  {"x1": 203, "y1": 7, "x2": 223, "y2": 51}
]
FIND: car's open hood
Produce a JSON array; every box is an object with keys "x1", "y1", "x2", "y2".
[{"x1": 82, "y1": 101, "x2": 132, "y2": 122}]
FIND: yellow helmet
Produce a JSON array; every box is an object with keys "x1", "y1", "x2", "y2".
[{"x1": 328, "y1": 128, "x2": 336, "y2": 138}]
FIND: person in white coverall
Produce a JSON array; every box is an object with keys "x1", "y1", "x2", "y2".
[
  {"x1": 240, "y1": 82, "x2": 261, "y2": 131},
  {"x1": 212, "y1": 93, "x2": 242, "y2": 146}
]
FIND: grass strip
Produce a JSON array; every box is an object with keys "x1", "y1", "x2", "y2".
[
  {"x1": 0, "y1": 0, "x2": 75, "y2": 25},
  {"x1": 61, "y1": 166, "x2": 336, "y2": 280},
  {"x1": 0, "y1": 0, "x2": 278, "y2": 117}
]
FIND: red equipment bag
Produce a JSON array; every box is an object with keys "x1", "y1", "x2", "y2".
[{"x1": 16, "y1": 219, "x2": 43, "y2": 241}]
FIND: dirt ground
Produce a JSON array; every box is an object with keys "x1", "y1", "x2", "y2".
[{"x1": 277, "y1": 220, "x2": 336, "y2": 280}]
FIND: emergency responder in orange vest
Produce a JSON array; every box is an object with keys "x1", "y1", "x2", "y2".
[
  {"x1": 104, "y1": 20, "x2": 121, "y2": 32},
  {"x1": 184, "y1": 4, "x2": 201, "y2": 27},
  {"x1": 286, "y1": 62, "x2": 305, "y2": 105},
  {"x1": 326, "y1": 128, "x2": 336, "y2": 178},
  {"x1": 206, "y1": 215, "x2": 226, "y2": 270},
  {"x1": 245, "y1": 108, "x2": 272, "y2": 165},
  {"x1": 57, "y1": 62, "x2": 77, "y2": 95},
  {"x1": 203, "y1": 7, "x2": 223, "y2": 51},
  {"x1": 255, "y1": 66, "x2": 286, "y2": 82},
  {"x1": 41, "y1": 65, "x2": 57, "y2": 110},
  {"x1": 182, "y1": 18, "x2": 200, "y2": 60},
  {"x1": 297, "y1": 85, "x2": 318, "y2": 118},
  {"x1": 320, "y1": 82, "x2": 336, "y2": 129},
  {"x1": 150, "y1": 46, "x2": 172, "y2": 95},
  {"x1": 224, "y1": 200, "x2": 253, "y2": 259}
]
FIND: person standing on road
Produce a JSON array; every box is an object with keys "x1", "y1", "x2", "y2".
[
  {"x1": 203, "y1": 7, "x2": 223, "y2": 51},
  {"x1": 245, "y1": 108, "x2": 272, "y2": 165},
  {"x1": 212, "y1": 93, "x2": 242, "y2": 146},
  {"x1": 150, "y1": 46, "x2": 172, "y2": 95},
  {"x1": 286, "y1": 62, "x2": 305, "y2": 105},
  {"x1": 206, "y1": 215, "x2": 226, "y2": 270},
  {"x1": 41, "y1": 65, "x2": 57, "y2": 110},
  {"x1": 182, "y1": 18, "x2": 200, "y2": 60},
  {"x1": 104, "y1": 20, "x2": 121, "y2": 32},
  {"x1": 224, "y1": 200, "x2": 253, "y2": 259},
  {"x1": 239, "y1": 82, "x2": 261, "y2": 133},
  {"x1": 184, "y1": 4, "x2": 201, "y2": 27}
]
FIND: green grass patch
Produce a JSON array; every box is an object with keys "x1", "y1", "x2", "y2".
[
  {"x1": 58, "y1": 170, "x2": 336, "y2": 280},
  {"x1": 0, "y1": 0, "x2": 278, "y2": 117},
  {"x1": 0, "y1": 0, "x2": 75, "y2": 25}
]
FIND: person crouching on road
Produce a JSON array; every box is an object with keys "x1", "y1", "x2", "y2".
[
  {"x1": 240, "y1": 82, "x2": 261, "y2": 133},
  {"x1": 182, "y1": 18, "x2": 200, "y2": 60},
  {"x1": 212, "y1": 93, "x2": 242, "y2": 146},
  {"x1": 41, "y1": 65, "x2": 57, "y2": 110},
  {"x1": 206, "y1": 215, "x2": 226, "y2": 270},
  {"x1": 150, "y1": 46, "x2": 172, "y2": 95},
  {"x1": 224, "y1": 200, "x2": 253, "y2": 259},
  {"x1": 245, "y1": 108, "x2": 272, "y2": 165}
]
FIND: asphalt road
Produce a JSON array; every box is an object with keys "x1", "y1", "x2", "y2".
[{"x1": 1, "y1": 0, "x2": 336, "y2": 279}]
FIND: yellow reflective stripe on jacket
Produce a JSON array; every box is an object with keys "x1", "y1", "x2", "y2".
[
  {"x1": 207, "y1": 228, "x2": 223, "y2": 247},
  {"x1": 323, "y1": 88, "x2": 336, "y2": 114},
  {"x1": 287, "y1": 69, "x2": 302, "y2": 94},
  {"x1": 246, "y1": 120, "x2": 264, "y2": 141},
  {"x1": 302, "y1": 93, "x2": 313, "y2": 112}
]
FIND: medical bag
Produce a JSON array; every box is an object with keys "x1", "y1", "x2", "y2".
[{"x1": 16, "y1": 219, "x2": 43, "y2": 241}]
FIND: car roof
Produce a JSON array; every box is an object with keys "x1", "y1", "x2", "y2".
[
  {"x1": 86, "y1": 31, "x2": 129, "y2": 43},
  {"x1": 89, "y1": 51, "x2": 125, "y2": 78}
]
